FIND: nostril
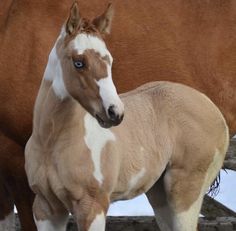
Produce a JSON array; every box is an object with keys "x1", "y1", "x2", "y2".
[
  {"x1": 108, "y1": 105, "x2": 117, "y2": 121},
  {"x1": 120, "y1": 113, "x2": 124, "y2": 122}
]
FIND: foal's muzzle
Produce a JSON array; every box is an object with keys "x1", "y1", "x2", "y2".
[
  {"x1": 108, "y1": 105, "x2": 124, "y2": 126},
  {"x1": 107, "y1": 105, "x2": 124, "y2": 126},
  {"x1": 95, "y1": 104, "x2": 124, "y2": 128}
]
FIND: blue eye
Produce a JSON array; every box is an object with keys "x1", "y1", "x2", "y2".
[{"x1": 74, "y1": 60, "x2": 84, "y2": 69}]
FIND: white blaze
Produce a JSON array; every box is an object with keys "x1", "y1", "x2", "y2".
[
  {"x1": 84, "y1": 113, "x2": 116, "y2": 185},
  {"x1": 96, "y1": 66, "x2": 124, "y2": 117}
]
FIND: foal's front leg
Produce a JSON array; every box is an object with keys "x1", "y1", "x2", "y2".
[
  {"x1": 33, "y1": 195, "x2": 69, "y2": 231},
  {"x1": 73, "y1": 193, "x2": 109, "y2": 231}
]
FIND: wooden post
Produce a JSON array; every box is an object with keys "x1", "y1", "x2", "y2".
[
  {"x1": 224, "y1": 138, "x2": 236, "y2": 171},
  {"x1": 201, "y1": 195, "x2": 236, "y2": 217}
]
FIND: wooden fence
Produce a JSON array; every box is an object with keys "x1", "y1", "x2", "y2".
[
  {"x1": 224, "y1": 138, "x2": 236, "y2": 171},
  {"x1": 15, "y1": 216, "x2": 236, "y2": 231}
]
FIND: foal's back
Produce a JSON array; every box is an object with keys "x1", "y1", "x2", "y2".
[
  {"x1": 121, "y1": 81, "x2": 228, "y2": 172},
  {"x1": 122, "y1": 81, "x2": 227, "y2": 146}
]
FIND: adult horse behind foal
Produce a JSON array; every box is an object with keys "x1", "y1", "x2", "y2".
[
  {"x1": 25, "y1": 2, "x2": 229, "y2": 231},
  {"x1": 1, "y1": 0, "x2": 236, "y2": 230}
]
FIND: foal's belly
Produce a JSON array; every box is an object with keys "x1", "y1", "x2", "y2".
[
  {"x1": 107, "y1": 144, "x2": 170, "y2": 202},
  {"x1": 110, "y1": 167, "x2": 161, "y2": 202}
]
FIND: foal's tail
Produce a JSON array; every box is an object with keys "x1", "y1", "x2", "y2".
[{"x1": 207, "y1": 169, "x2": 227, "y2": 197}]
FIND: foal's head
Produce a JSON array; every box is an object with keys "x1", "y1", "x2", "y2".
[{"x1": 53, "y1": 2, "x2": 124, "y2": 128}]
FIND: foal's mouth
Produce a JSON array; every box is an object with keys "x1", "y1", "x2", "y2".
[
  {"x1": 95, "y1": 113, "x2": 124, "y2": 128},
  {"x1": 95, "y1": 114, "x2": 112, "y2": 128}
]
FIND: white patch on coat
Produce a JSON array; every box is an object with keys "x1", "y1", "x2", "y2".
[
  {"x1": 88, "y1": 212, "x2": 106, "y2": 231},
  {"x1": 173, "y1": 149, "x2": 225, "y2": 231},
  {"x1": 43, "y1": 28, "x2": 69, "y2": 100},
  {"x1": 51, "y1": 62, "x2": 69, "y2": 100},
  {"x1": 34, "y1": 214, "x2": 68, "y2": 231},
  {"x1": 84, "y1": 113, "x2": 116, "y2": 185},
  {"x1": 0, "y1": 211, "x2": 15, "y2": 231},
  {"x1": 174, "y1": 196, "x2": 203, "y2": 231},
  {"x1": 44, "y1": 44, "x2": 58, "y2": 82},
  {"x1": 140, "y1": 146, "x2": 145, "y2": 152},
  {"x1": 128, "y1": 168, "x2": 146, "y2": 192}
]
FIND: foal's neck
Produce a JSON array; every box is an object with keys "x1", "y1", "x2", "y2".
[{"x1": 32, "y1": 79, "x2": 84, "y2": 147}]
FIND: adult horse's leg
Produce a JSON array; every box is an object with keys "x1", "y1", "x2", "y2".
[
  {"x1": 0, "y1": 175, "x2": 14, "y2": 231},
  {"x1": 146, "y1": 149, "x2": 225, "y2": 231},
  {"x1": 0, "y1": 133, "x2": 36, "y2": 231},
  {"x1": 10, "y1": 176, "x2": 36, "y2": 231}
]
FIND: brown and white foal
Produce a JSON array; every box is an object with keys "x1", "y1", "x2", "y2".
[{"x1": 25, "y1": 2, "x2": 229, "y2": 231}]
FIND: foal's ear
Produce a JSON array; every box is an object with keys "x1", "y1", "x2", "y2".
[
  {"x1": 66, "y1": 2, "x2": 81, "y2": 34},
  {"x1": 92, "y1": 3, "x2": 114, "y2": 35}
]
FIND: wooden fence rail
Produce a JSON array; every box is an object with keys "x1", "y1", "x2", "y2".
[
  {"x1": 15, "y1": 216, "x2": 236, "y2": 231},
  {"x1": 202, "y1": 195, "x2": 236, "y2": 218},
  {"x1": 224, "y1": 138, "x2": 236, "y2": 171}
]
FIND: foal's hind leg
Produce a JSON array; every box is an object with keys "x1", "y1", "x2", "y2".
[
  {"x1": 147, "y1": 172, "x2": 204, "y2": 231},
  {"x1": 147, "y1": 149, "x2": 224, "y2": 231}
]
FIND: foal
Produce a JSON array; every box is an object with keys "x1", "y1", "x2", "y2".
[{"x1": 25, "y1": 2, "x2": 229, "y2": 231}]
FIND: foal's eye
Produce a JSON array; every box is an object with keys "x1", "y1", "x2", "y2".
[{"x1": 73, "y1": 60, "x2": 85, "y2": 69}]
